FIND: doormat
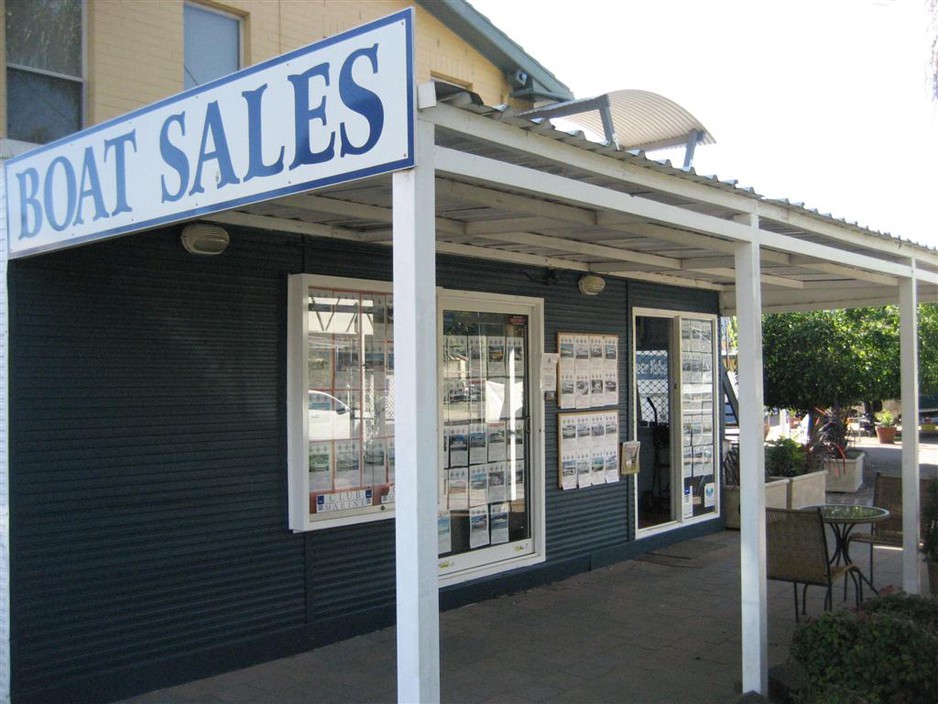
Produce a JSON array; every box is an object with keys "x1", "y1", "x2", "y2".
[{"x1": 636, "y1": 539, "x2": 729, "y2": 568}]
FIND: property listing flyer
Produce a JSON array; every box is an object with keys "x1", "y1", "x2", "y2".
[
  {"x1": 469, "y1": 505, "x2": 490, "y2": 549},
  {"x1": 557, "y1": 410, "x2": 621, "y2": 489},
  {"x1": 557, "y1": 332, "x2": 620, "y2": 409},
  {"x1": 438, "y1": 511, "x2": 452, "y2": 555},
  {"x1": 490, "y1": 503, "x2": 509, "y2": 544}
]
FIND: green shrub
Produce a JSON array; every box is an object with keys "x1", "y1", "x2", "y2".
[
  {"x1": 764, "y1": 437, "x2": 806, "y2": 478},
  {"x1": 790, "y1": 593, "x2": 938, "y2": 704}
]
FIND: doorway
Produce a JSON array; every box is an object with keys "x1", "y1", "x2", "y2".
[{"x1": 634, "y1": 315, "x2": 673, "y2": 528}]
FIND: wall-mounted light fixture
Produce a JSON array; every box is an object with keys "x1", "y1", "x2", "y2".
[
  {"x1": 578, "y1": 273, "x2": 606, "y2": 296},
  {"x1": 180, "y1": 223, "x2": 230, "y2": 255}
]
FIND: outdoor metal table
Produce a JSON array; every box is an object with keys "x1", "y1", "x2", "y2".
[{"x1": 809, "y1": 504, "x2": 890, "y2": 594}]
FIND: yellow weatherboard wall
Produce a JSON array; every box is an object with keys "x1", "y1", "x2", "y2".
[{"x1": 1, "y1": 0, "x2": 526, "y2": 140}]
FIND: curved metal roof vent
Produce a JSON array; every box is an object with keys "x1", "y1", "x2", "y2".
[{"x1": 516, "y1": 89, "x2": 715, "y2": 169}]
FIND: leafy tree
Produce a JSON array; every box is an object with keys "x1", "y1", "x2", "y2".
[{"x1": 761, "y1": 305, "x2": 938, "y2": 415}]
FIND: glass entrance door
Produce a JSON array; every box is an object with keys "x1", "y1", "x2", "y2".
[
  {"x1": 635, "y1": 316, "x2": 674, "y2": 528},
  {"x1": 633, "y1": 311, "x2": 720, "y2": 533}
]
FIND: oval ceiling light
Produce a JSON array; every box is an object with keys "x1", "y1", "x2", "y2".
[
  {"x1": 578, "y1": 274, "x2": 606, "y2": 296},
  {"x1": 181, "y1": 223, "x2": 230, "y2": 255}
]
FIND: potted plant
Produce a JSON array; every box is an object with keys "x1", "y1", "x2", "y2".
[
  {"x1": 922, "y1": 478, "x2": 938, "y2": 595},
  {"x1": 723, "y1": 436, "x2": 827, "y2": 529},
  {"x1": 809, "y1": 408, "x2": 866, "y2": 493},
  {"x1": 765, "y1": 436, "x2": 827, "y2": 509},
  {"x1": 875, "y1": 409, "x2": 898, "y2": 444}
]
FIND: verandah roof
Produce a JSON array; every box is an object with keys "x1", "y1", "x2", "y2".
[{"x1": 204, "y1": 99, "x2": 938, "y2": 313}]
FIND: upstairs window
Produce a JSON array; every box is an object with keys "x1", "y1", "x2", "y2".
[
  {"x1": 5, "y1": 0, "x2": 83, "y2": 144},
  {"x1": 184, "y1": 3, "x2": 240, "y2": 89}
]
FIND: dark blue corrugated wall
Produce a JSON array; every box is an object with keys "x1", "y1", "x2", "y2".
[{"x1": 8, "y1": 227, "x2": 719, "y2": 703}]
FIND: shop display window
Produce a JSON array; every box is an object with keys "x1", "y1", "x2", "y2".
[
  {"x1": 437, "y1": 292, "x2": 545, "y2": 581},
  {"x1": 289, "y1": 279, "x2": 545, "y2": 579},
  {"x1": 288, "y1": 275, "x2": 394, "y2": 530}
]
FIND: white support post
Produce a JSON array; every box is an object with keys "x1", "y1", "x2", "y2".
[
  {"x1": 899, "y1": 265, "x2": 921, "y2": 594},
  {"x1": 392, "y1": 119, "x2": 440, "y2": 703},
  {"x1": 735, "y1": 221, "x2": 768, "y2": 696}
]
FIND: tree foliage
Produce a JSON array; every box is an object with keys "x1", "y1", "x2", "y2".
[{"x1": 761, "y1": 305, "x2": 938, "y2": 414}]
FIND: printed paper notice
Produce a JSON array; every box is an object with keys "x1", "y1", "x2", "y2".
[
  {"x1": 447, "y1": 467, "x2": 468, "y2": 510},
  {"x1": 541, "y1": 353, "x2": 559, "y2": 394},
  {"x1": 683, "y1": 487, "x2": 694, "y2": 518},
  {"x1": 561, "y1": 451, "x2": 578, "y2": 490},
  {"x1": 590, "y1": 450, "x2": 606, "y2": 486},
  {"x1": 309, "y1": 442, "x2": 333, "y2": 492},
  {"x1": 490, "y1": 503, "x2": 509, "y2": 544},
  {"x1": 576, "y1": 450, "x2": 591, "y2": 488},
  {"x1": 469, "y1": 465, "x2": 488, "y2": 506},
  {"x1": 488, "y1": 463, "x2": 507, "y2": 504},
  {"x1": 438, "y1": 511, "x2": 452, "y2": 555},
  {"x1": 604, "y1": 450, "x2": 619, "y2": 483},
  {"x1": 469, "y1": 505, "x2": 490, "y2": 549}
]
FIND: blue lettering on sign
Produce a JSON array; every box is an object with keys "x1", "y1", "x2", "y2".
[
  {"x1": 189, "y1": 101, "x2": 240, "y2": 196},
  {"x1": 105, "y1": 130, "x2": 137, "y2": 216},
  {"x1": 15, "y1": 129, "x2": 137, "y2": 240},
  {"x1": 339, "y1": 44, "x2": 384, "y2": 157},
  {"x1": 74, "y1": 146, "x2": 107, "y2": 226},
  {"x1": 44, "y1": 156, "x2": 77, "y2": 232},
  {"x1": 160, "y1": 113, "x2": 189, "y2": 203},
  {"x1": 6, "y1": 5, "x2": 416, "y2": 255},
  {"x1": 288, "y1": 63, "x2": 336, "y2": 168},
  {"x1": 242, "y1": 83, "x2": 284, "y2": 182},
  {"x1": 16, "y1": 168, "x2": 42, "y2": 239}
]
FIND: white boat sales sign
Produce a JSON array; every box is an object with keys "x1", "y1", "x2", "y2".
[{"x1": 4, "y1": 9, "x2": 414, "y2": 259}]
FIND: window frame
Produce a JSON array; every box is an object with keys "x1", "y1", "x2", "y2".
[
  {"x1": 4, "y1": 0, "x2": 86, "y2": 146},
  {"x1": 632, "y1": 307, "x2": 721, "y2": 538},
  {"x1": 183, "y1": 1, "x2": 243, "y2": 90},
  {"x1": 287, "y1": 274, "x2": 395, "y2": 532},
  {"x1": 436, "y1": 288, "x2": 546, "y2": 586},
  {"x1": 287, "y1": 276, "x2": 546, "y2": 585}
]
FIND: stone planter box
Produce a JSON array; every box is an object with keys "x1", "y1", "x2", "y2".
[
  {"x1": 787, "y1": 469, "x2": 827, "y2": 509},
  {"x1": 765, "y1": 477, "x2": 790, "y2": 508},
  {"x1": 724, "y1": 485, "x2": 740, "y2": 529},
  {"x1": 723, "y1": 477, "x2": 791, "y2": 530},
  {"x1": 722, "y1": 464, "x2": 829, "y2": 529},
  {"x1": 823, "y1": 450, "x2": 866, "y2": 493}
]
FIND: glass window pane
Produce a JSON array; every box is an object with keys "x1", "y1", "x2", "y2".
[
  {"x1": 7, "y1": 67, "x2": 81, "y2": 143},
  {"x1": 5, "y1": 0, "x2": 82, "y2": 76},
  {"x1": 184, "y1": 3, "x2": 240, "y2": 89},
  {"x1": 441, "y1": 310, "x2": 530, "y2": 557},
  {"x1": 680, "y1": 318, "x2": 717, "y2": 517},
  {"x1": 305, "y1": 287, "x2": 394, "y2": 521}
]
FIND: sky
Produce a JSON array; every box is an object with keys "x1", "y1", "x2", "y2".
[{"x1": 468, "y1": 0, "x2": 938, "y2": 248}]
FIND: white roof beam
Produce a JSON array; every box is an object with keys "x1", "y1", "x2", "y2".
[
  {"x1": 436, "y1": 147, "x2": 756, "y2": 242},
  {"x1": 690, "y1": 267, "x2": 804, "y2": 289},
  {"x1": 268, "y1": 192, "x2": 467, "y2": 237},
  {"x1": 465, "y1": 217, "x2": 557, "y2": 235},
  {"x1": 789, "y1": 257, "x2": 899, "y2": 286},
  {"x1": 439, "y1": 145, "x2": 913, "y2": 280},
  {"x1": 427, "y1": 103, "x2": 938, "y2": 268}
]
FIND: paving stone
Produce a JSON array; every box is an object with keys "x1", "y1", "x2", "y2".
[{"x1": 111, "y1": 442, "x2": 913, "y2": 704}]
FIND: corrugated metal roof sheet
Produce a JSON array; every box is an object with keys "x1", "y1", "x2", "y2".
[{"x1": 560, "y1": 89, "x2": 716, "y2": 152}]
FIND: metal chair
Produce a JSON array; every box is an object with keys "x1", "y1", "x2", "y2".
[
  {"x1": 850, "y1": 473, "x2": 929, "y2": 587},
  {"x1": 766, "y1": 507, "x2": 862, "y2": 621}
]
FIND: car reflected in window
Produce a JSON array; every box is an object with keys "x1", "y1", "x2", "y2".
[{"x1": 309, "y1": 391, "x2": 352, "y2": 441}]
